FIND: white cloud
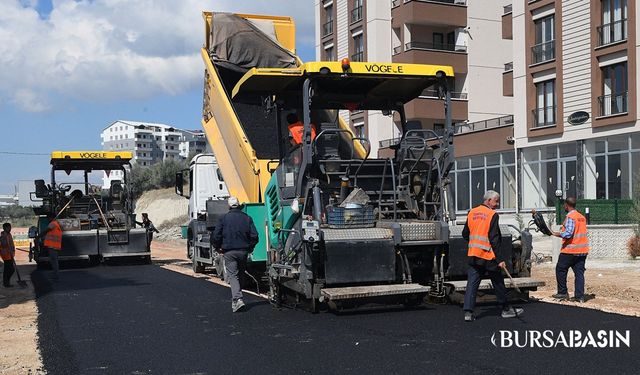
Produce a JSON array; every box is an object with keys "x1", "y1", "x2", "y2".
[{"x1": 0, "y1": 0, "x2": 314, "y2": 113}]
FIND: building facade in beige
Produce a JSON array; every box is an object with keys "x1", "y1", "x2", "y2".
[
  {"x1": 509, "y1": 0, "x2": 640, "y2": 210},
  {"x1": 316, "y1": 0, "x2": 517, "y2": 213}
]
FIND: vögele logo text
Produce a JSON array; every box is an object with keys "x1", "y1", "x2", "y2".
[{"x1": 491, "y1": 330, "x2": 631, "y2": 348}]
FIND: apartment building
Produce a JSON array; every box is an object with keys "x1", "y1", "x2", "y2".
[
  {"x1": 316, "y1": 0, "x2": 516, "y2": 212},
  {"x1": 100, "y1": 120, "x2": 209, "y2": 187},
  {"x1": 509, "y1": 0, "x2": 640, "y2": 210}
]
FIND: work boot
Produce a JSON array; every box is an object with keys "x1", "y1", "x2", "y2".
[
  {"x1": 232, "y1": 298, "x2": 246, "y2": 313},
  {"x1": 464, "y1": 311, "x2": 475, "y2": 322},
  {"x1": 501, "y1": 307, "x2": 524, "y2": 318},
  {"x1": 552, "y1": 293, "x2": 569, "y2": 300},
  {"x1": 571, "y1": 296, "x2": 585, "y2": 303}
]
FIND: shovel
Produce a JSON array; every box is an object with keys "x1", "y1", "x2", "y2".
[
  {"x1": 11, "y1": 257, "x2": 28, "y2": 288},
  {"x1": 501, "y1": 264, "x2": 522, "y2": 294}
]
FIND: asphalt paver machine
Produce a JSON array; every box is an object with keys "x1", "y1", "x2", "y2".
[{"x1": 30, "y1": 151, "x2": 149, "y2": 265}]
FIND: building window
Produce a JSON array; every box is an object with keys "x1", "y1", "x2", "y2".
[
  {"x1": 521, "y1": 144, "x2": 577, "y2": 209},
  {"x1": 432, "y1": 33, "x2": 444, "y2": 50},
  {"x1": 599, "y1": 0, "x2": 627, "y2": 46},
  {"x1": 324, "y1": 45, "x2": 334, "y2": 61},
  {"x1": 354, "y1": 124, "x2": 364, "y2": 139},
  {"x1": 532, "y1": 15, "x2": 555, "y2": 64},
  {"x1": 352, "y1": 34, "x2": 364, "y2": 61},
  {"x1": 585, "y1": 134, "x2": 638, "y2": 199},
  {"x1": 599, "y1": 62, "x2": 628, "y2": 116},
  {"x1": 351, "y1": 0, "x2": 363, "y2": 23},
  {"x1": 143, "y1": 162, "x2": 147, "y2": 166},
  {"x1": 533, "y1": 79, "x2": 556, "y2": 127},
  {"x1": 453, "y1": 152, "x2": 516, "y2": 212},
  {"x1": 323, "y1": 4, "x2": 333, "y2": 37}
]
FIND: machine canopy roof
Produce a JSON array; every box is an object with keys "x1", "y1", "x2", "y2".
[
  {"x1": 50, "y1": 151, "x2": 132, "y2": 171},
  {"x1": 232, "y1": 61, "x2": 454, "y2": 110}
]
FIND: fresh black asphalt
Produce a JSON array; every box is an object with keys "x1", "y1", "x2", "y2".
[{"x1": 32, "y1": 264, "x2": 640, "y2": 375}]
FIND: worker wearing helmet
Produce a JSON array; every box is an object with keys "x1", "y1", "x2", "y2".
[
  {"x1": 462, "y1": 190, "x2": 523, "y2": 322},
  {"x1": 551, "y1": 197, "x2": 590, "y2": 303},
  {"x1": 212, "y1": 197, "x2": 259, "y2": 312},
  {"x1": 286, "y1": 113, "x2": 317, "y2": 146}
]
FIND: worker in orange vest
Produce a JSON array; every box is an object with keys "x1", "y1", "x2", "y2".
[
  {"x1": 1, "y1": 223, "x2": 16, "y2": 287},
  {"x1": 462, "y1": 191, "x2": 524, "y2": 322},
  {"x1": 286, "y1": 113, "x2": 317, "y2": 147},
  {"x1": 551, "y1": 197, "x2": 590, "y2": 303},
  {"x1": 42, "y1": 214, "x2": 63, "y2": 281}
]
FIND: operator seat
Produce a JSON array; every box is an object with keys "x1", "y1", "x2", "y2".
[{"x1": 110, "y1": 180, "x2": 124, "y2": 211}]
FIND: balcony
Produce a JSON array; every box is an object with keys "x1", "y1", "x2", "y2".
[
  {"x1": 322, "y1": 20, "x2": 333, "y2": 37},
  {"x1": 420, "y1": 89, "x2": 468, "y2": 100},
  {"x1": 455, "y1": 115, "x2": 513, "y2": 134},
  {"x1": 352, "y1": 51, "x2": 364, "y2": 62},
  {"x1": 351, "y1": 6, "x2": 362, "y2": 23},
  {"x1": 531, "y1": 105, "x2": 556, "y2": 128},
  {"x1": 598, "y1": 92, "x2": 628, "y2": 117},
  {"x1": 597, "y1": 19, "x2": 627, "y2": 47},
  {"x1": 393, "y1": 45, "x2": 402, "y2": 55},
  {"x1": 503, "y1": 4, "x2": 512, "y2": 14},
  {"x1": 504, "y1": 62, "x2": 513, "y2": 71},
  {"x1": 394, "y1": 41, "x2": 468, "y2": 73},
  {"x1": 405, "y1": 41, "x2": 467, "y2": 53},
  {"x1": 531, "y1": 40, "x2": 555, "y2": 65},
  {"x1": 404, "y1": 96, "x2": 468, "y2": 122},
  {"x1": 392, "y1": 0, "x2": 467, "y2": 29}
]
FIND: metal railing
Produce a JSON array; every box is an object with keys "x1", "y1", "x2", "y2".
[
  {"x1": 531, "y1": 40, "x2": 555, "y2": 64},
  {"x1": 504, "y1": 62, "x2": 513, "y2": 71},
  {"x1": 531, "y1": 105, "x2": 556, "y2": 128},
  {"x1": 391, "y1": 0, "x2": 400, "y2": 7},
  {"x1": 420, "y1": 89, "x2": 468, "y2": 100},
  {"x1": 322, "y1": 20, "x2": 333, "y2": 37},
  {"x1": 351, "y1": 51, "x2": 364, "y2": 62},
  {"x1": 405, "y1": 41, "x2": 467, "y2": 53},
  {"x1": 454, "y1": 115, "x2": 513, "y2": 134},
  {"x1": 597, "y1": 19, "x2": 627, "y2": 46},
  {"x1": 393, "y1": 45, "x2": 402, "y2": 55},
  {"x1": 503, "y1": 4, "x2": 512, "y2": 14},
  {"x1": 351, "y1": 6, "x2": 363, "y2": 23},
  {"x1": 598, "y1": 92, "x2": 628, "y2": 116},
  {"x1": 410, "y1": 0, "x2": 468, "y2": 5}
]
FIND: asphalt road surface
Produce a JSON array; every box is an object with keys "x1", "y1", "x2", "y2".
[{"x1": 32, "y1": 264, "x2": 640, "y2": 375}]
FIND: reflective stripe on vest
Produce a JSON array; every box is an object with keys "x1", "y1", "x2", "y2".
[
  {"x1": 561, "y1": 210, "x2": 590, "y2": 254},
  {"x1": 44, "y1": 220, "x2": 63, "y2": 250},
  {"x1": 466, "y1": 205, "x2": 496, "y2": 260}
]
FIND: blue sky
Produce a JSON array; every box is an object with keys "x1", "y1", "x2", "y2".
[{"x1": 0, "y1": 0, "x2": 316, "y2": 194}]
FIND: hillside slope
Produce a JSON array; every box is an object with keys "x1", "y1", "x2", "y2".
[{"x1": 134, "y1": 188, "x2": 188, "y2": 240}]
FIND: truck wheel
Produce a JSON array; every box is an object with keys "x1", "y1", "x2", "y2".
[
  {"x1": 191, "y1": 256, "x2": 204, "y2": 273},
  {"x1": 187, "y1": 237, "x2": 194, "y2": 259}
]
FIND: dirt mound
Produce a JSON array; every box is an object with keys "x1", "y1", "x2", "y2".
[{"x1": 134, "y1": 188, "x2": 188, "y2": 241}]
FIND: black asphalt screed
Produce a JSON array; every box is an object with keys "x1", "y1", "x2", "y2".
[{"x1": 32, "y1": 265, "x2": 640, "y2": 375}]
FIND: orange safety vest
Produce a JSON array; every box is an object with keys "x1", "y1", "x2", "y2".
[
  {"x1": 44, "y1": 220, "x2": 63, "y2": 250},
  {"x1": 288, "y1": 121, "x2": 317, "y2": 145},
  {"x1": 466, "y1": 205, "x2": 496, "y2": 261},
  {"x1": 0, "y1": 232, "x2": 15, "y2": 261},
  {"x1": 561, "y1": 210, "x2": 590, "y2": 254}
]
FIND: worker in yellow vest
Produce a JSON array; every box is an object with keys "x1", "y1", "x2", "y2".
[
  {"x1": 1, "y1": 223, "x2": 16, "y2": 287},
  {"x1": 552, "y1": 197, "x2": 590, "y2": 303},
  {"x1": 42, "y1": 214, "x2": 63, "y2": 281},
  {"x1": 462, "y1": 191, "x2": 523, "y2": 322}
]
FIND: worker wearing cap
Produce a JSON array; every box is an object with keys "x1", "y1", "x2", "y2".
[
  {"x1": 1, "y1": 223, "x2": 16, "y2": 287},
  {"x1": 286, "y1": 113, "x2": 317, "y2": 146},
  {"x1": 42, "y1": 214, "x2": 62, "y2": 281},
  {"x1": 462, "y1": 190, "x2": 523, "y2": 322},
  {"x1": 212, "y1": 197, "x2": 259, "y2": 312},
  {"x1": 551, "y1": 197, "x2": 590, "y2": 303}
]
